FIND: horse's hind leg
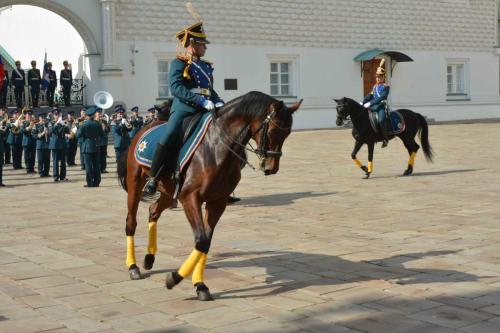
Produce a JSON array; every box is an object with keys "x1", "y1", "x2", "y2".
[
  {"x1": 351, "y1": 140, "x2": 369, "y2": 177},
  {"x1": 143, "y1": 192, "x2": 175, "y2": 270},
  {"x1": 365, "y1": 142, "x2": 375, "y2": 179},
  {"x1": 402, "y1": 136, "x2": 420, "y2": 176},
  {"x1": 125, "y1": 170, "x2": 145, "y2": 280}
]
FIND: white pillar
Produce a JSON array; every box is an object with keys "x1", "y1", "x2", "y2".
[{"x1": 99, "y1": 0, "x2": 122, "y2": 74}]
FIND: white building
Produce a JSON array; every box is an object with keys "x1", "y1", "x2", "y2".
[{"x1": 2, "y1": 0, "x2": 499, "y2": 129}]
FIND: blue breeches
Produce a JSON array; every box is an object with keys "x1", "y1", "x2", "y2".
[{"x1": 159, "y1": 110, "x2": 195, "y2": 147}]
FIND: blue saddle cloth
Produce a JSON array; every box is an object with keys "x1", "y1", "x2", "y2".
[
  {"x1": 134, "y1": 112, "x2": 213, "y2": 172},
  {"x1": 369, "y1": 110, "x2": 405, "y2": 135}
]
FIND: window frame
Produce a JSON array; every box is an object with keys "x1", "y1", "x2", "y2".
[
  {"x1": 154, "y1": 52, "x2": 176, "y2": 101},
  {"x1": 267, "y1": 54, "x2": 299, "y2": 100},
  {"x1": 446, "y1": 59, "x2": 470, "y2": 101}
]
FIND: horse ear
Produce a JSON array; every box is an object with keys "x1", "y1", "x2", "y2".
[
  {"x1": 288, "y1": 99, "x2": 303, "y2": 114},
  {"x1": 333, "y1": 98, "x2": 339, "y2": 103}
]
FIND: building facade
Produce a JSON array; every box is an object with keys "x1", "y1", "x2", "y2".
[{"x1": 2, "y1": 0, "x2": 499, "y2": 129}]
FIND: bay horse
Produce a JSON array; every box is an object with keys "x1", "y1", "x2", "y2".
[
  {"x1": 117, "y1": 91, "x2": 302, "y2": 301},
  {"x1": 334, "y1": 97, "x2": 433, "y2": 178}
]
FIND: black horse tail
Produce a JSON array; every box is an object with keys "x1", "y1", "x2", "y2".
[
  {"x1": 417, "y1": 113, "x2": 434, "y2": 162},
  {"x1": 117, "y1": 147, "x2": 129, "y2": 192}
]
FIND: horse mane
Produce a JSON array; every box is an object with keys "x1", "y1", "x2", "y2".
[{"x1": 220, "y1": 91, "x2": 277, "y2": 119}]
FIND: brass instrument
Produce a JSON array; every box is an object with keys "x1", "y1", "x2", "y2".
[
  {"x1": 10, "y1": 108, "x2": 27, "y2": 134},
  {"x1": 0, "y1": 113, "x2": 8, "y2": 133}
]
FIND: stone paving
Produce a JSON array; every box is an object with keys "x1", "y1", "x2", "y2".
[{"x1": 1, "y1": 123, "x2": 500, "y2": 333}]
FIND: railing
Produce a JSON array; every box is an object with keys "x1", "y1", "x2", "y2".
[{"x1": 4, "y1": 78, "x2": 85, "y2": 107}]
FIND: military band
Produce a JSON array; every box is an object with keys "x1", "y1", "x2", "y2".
[
  {"x1": 0, "y1": 67, "x2": 8, "y2": 109},
  {"x1": 7, "y1": 110, "x2": 23, "y2": 169},
  {"x1": 77, "y1": 107, "x2": 103, "y2": 187},
  {"x1": 0, "y1": 108, "x2": 7, "y2": 186},
  {"x1": 129, "y1": 106, "x2": 143, "y2": 139},
  {"x1": 49, "y1": 109, "x2": 69, "y2": 182},
  {"x1": 111, "y1": 105, "x2": 131, "y2": 163},
  {"x1": 21, "y1": 110, "x2": 36, "y2": 173},
  {"x1": 95, "y1": 109, "x2": 110, "y2": 173},
  {"x1": 66, "y1": 111, "x2": 78, "y2": 166}
]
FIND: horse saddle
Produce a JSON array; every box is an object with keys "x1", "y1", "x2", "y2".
[
  {"x1": 134, "y1": 112, "x2": 213, "y2": 173},
  {"x1": 369, "y1": 110, "x2": 405, "y2": 135}
]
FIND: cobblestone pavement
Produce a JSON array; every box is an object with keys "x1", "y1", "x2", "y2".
[{"x1": 1, "y1": 123, "x2": 500, "y2": 333}]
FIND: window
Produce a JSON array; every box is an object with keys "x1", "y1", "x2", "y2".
[
  {"x1": 270, "y1": 61, "x2": 292, "y2": 96},
  {"x1": 157, "y1": 59, "x2": 170, "y2": 98},
  {"x1": 446, "y1": 60, "x2": 469, "y2": 100}
]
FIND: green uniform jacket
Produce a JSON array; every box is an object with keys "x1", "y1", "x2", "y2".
[{"x1": 77, "y1": 119, "x2": 103, "y2": 153}]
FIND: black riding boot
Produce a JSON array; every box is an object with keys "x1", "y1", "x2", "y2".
[
  {"x1": 380, "y1": 123, "x2": 389, "y2": 148},
  {"x1": 143, "y1": 143, "x2": 169, "y2": 196}
]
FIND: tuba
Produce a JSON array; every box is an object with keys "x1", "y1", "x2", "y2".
[{"x1": 94, "y1": 91, "x2": 114, "y2": 110}]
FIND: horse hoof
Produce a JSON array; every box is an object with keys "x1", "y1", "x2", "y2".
[
  {"x1": 364, "y1": 173, "x2": 371, "y2": 179},
  {"x1": 143, "y1": 254, "x2": 155, "y2": 270},
  {"x1": 361, "y1": 166, "x2": 368, "y2": 173},
  {"x1": 403, "y1": 167, "x2": 413, "y2": 176},
  {"x1": 128, "y1": 264, "x2": 142, "y2": 280},
  {"x1": 165, "y1": 272, "x2": 182, "y2": 290},
  {"x1": 196, "y1": 283, "x2": 214, "y2": 301}
]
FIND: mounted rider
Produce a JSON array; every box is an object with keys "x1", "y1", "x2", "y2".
[
  {"x1": 362, "y1": 58, "x2": 390, "y2": 147},
  {"x1": 143, "y1": 8, "x2": 224, "y2": 196}
]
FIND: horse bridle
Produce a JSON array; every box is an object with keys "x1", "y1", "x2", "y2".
[{"x1": 212, "y1": 107, "x2": 290, "y2": 170}]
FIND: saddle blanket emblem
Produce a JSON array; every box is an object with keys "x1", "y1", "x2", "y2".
[{"x1": 134, "y1": 112, "x2": 213, "y2": 173}]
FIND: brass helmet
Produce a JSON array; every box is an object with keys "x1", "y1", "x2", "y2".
[{"x1": 376, "y1": 58, "x2": 386, "y2": 76}]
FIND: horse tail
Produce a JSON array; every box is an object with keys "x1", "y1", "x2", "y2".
[
  {"x1": 417, "y1": 113, "x2": 434, "y2": 162},
  {"x1": 117, "y1": 147, "x2": 129, "y2": 192}
]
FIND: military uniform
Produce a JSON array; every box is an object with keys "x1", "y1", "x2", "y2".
[
  {"x1": 129, "y1": 107, "x2": 144, "y2": 139},
  {"x1": 11, "y1": 63, "x2": 25, "y2": 108},
  {"x1": 144, "y1": 108, "x2": 156, "y2": 126},
  {"x1": 33, "y1": 115, "x2": 51, "y2": 177},
  {"x1": 77, "y1": 107, "x2": 104, "y2": 187},
  {"x1": 60, "y1": 62, "x2": 72, "y2": 106},
  {"x1": 111, "y1": 107, "x2": 131, "y2": 163},
  {"x1": 65, "y1": 113, "x2": 78, "y2": 166},
  {"x1": 143, "y1": 21, "x2": 223, "y2": 195},
  {"x1": 28, "y1": 62, "x2": 41, "y2": 107},
  {"x1": 3, "y1": 118, "x2": 10, "y2": 165},
  {"x1": 49, "y1": 113, "x2": 69, "y2": 181},
  {"x1": 46, "y1": 64, "x2": 57, "y2": 107},
  {"x1": 0, "y1": 68, "x2": 8, "y2": 109},
  {"x1": 0, "y1": 112, "x2": 6, "y2": 186},
  {"x1": 21, "y1": 115, "x2": 37, "y2": 173},
  {"x1": 98, "y1": 113, "x2": 110, "y2": 172},
  {"x1": 7, "y1": 112, "x2": 23, "y2": 169}
]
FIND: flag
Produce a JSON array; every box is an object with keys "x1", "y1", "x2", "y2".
[
  {"x1": 41, "y1": 51, "x2": 50, "y2": 90},
  {"x1": 0, "y1": 55, "x2": 4, "y2": 92}
]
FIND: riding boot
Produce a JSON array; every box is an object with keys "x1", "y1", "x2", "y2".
[
  {"x1": 380, "y1": 123, "x2": 389, "y2": 148},
  {"x1": 143, "y1": 143, "x2": 170, "y2": 196}
]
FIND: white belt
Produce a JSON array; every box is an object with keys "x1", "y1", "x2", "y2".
[{"x1": 190, "y1": 88, "x2": 211, "y2": 96}]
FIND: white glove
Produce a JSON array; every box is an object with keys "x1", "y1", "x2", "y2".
[
  {"x1": 363, "y1": 102, "x2": 371, "y2": 108},
  {"x1": 215, "y1": 102, "x2": 225, "y2": 108},
  {"x1": 359, "y1": 102, "x2": 363, "y2": 106},
  {"x1": 203, "y1": 99, "x2": 215, "y2": 111},
  {"x1": 121, "y1": 118, "x2": 127, "y2": 125}
]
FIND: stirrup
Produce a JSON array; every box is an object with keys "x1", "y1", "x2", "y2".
[{"x1": 142, "y1": 177, "x2": 158, "y2": 196}]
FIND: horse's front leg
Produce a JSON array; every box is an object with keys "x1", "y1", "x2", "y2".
[
  {"x1": 164, "y1": 193, "x2": 207, "y2": 292},
  {"x1": 192, "y1": 197, "x2": 227, "y2": 301},
  {"x1": 365, "y1": 142, "x2": 375, "y2": 179},
  {"x1": 125, "y1": 171, "x2": 145, "y2": 280},
  {"x1": 351, "y1": 140, "x2": 368, "y2": 176},
  {"x1": 143, "y1": 192, "x2": 176, "y2": 270}
]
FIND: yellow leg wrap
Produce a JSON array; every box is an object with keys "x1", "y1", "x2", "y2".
[
  {"x1": 192, "y1": 253, "x2": 207, "y2": 285},
  {"x1": 147, "y1": 221, "x2": 157, "y2": 255},
  {"x1": 368, "y1": 161, "x2": 373, "y2": 173},
  {"x1": 178, "y1": 249, "x2": 203, "y2": 278},
  {"x1": 126, "y1": 236, "x2": 136, "y2": 268},
  {"x1": 353, "y1": 158, "x2": 363, "y2": 168},
  {"x1": 408, "y1": 152, "x2": 417, "y2": 167}
]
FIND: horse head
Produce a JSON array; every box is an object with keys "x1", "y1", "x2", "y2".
[
  {"x1": 252, "y1": 99, "x2": 302, "y2": 175},
  {"x1": 333, "y1": 97, "x2": 350, "y2": 126}
]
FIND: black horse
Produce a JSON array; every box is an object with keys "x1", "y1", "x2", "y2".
[{"x1": 334, "y1": 97, "x2": 433, "y2": 178}]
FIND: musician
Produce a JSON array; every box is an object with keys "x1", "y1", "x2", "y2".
[
  {"x1": 46, "y1": 62, "x2": 57, "y2": 107},
  {"x1": 0, "y1": 108, "x2": 7, "y2": 186},
  {"x1": 28, "y1": 61, "x2": 41, "y2": 108},
  {"x1": 65, "y1": 111, "x2": 78, "y2": 166},
  {"x1": 95, "y1": 109, "x2": 110, "y2": 173},
  {"x1": 60, "y1": 60, "x2": 72, "y2": 107},
  {"x1": 77, "y1": 108, "x2": 86, "y2": 170},
  {"x1": 111, "y1": 105, "x2": 131, "y2": 163},
  {"x1": 34, "y1": 112, "x2": 50, "y2": 177},
  {"x1": 0, "y1": 66, "x2": 8, "y2": 109},
  {"x1": 144, "y1": 107, "x2": 156, "y2": 126},
  {"x1": 1, "y1": 108, "x2": 10, "y2": 165},
  {"x1": 128, "y1": 106, "x2": 144, "y2": 139},
  {"x1": 21, "y1": 109, "x2": 36, "y2": 173},
  {"x1": 11, "y1": 61, "x2": 25, "y2": 109},
  {"x1": 49, "y1": 109, "x2": 69, "y2": 182},
  {"x1": 143, "y1": 20, "x2": 224, "y2": 195},
  {"x1": 7, "y1": 110, "x2": 23, "y2": 169},
  {"x1": 77, "y1": 107, "x2": 104, "y2": 187}
]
